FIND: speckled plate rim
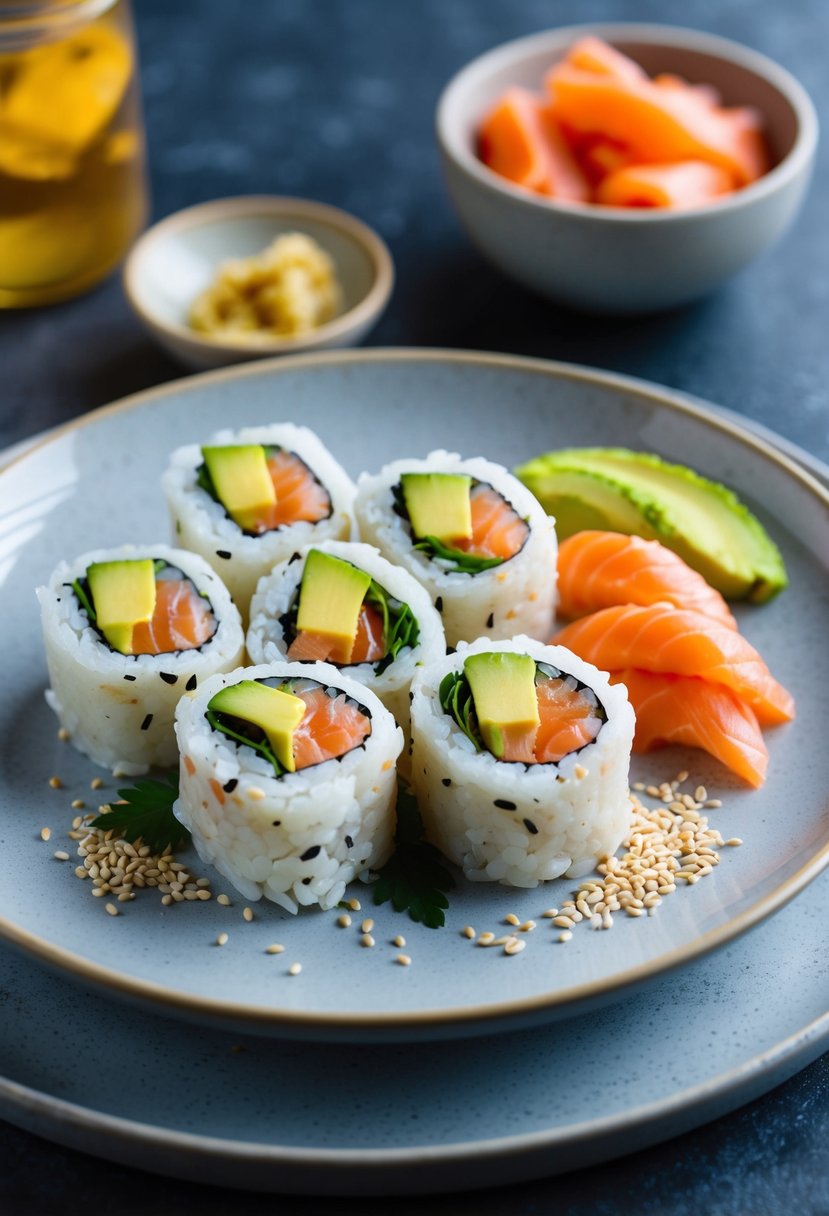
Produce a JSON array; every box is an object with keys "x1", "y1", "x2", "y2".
[
  {"x1": 1, "y1": 348, "x2": 827, "y2": 1038},
  {"x1": 0, "y1": 980, "x2": 826, "y2": 1193},
  {"x1": 122, "y1": 195, "x2": 395, "y2": 355}
]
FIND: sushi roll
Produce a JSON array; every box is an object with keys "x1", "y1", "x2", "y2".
[
  {"x1": 161, "y1": 424, "x2": 356, "y2": 619},
  {"x1": 354, "y1": 451, "x2": 557, "y2": 648},
  {"x1": 174, "y1": 661, "x2": 404, "y2": 913},
  {"x1": 246, "y1": 540, "x2": 446, "y2": 759},
  {"x1": 38, "y1": 544, "x2": 245, "y2": 775},
  {"x1": 410, "y1": 636, "x2": 635, "y2": 886}
]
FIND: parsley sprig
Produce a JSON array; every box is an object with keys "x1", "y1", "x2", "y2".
[
  {"x1": 90, "y1": 771, "x2": 189, "y2": 853},
  {"x1": 372, "y1": 787, "x2": 455, "y2": 928}
]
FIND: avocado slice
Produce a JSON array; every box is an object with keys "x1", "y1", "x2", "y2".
[
  {"x1": 208, "y1": 680, "x2": 307, "y2": 773},
  {"x1": 87, "y1": 558, "x2": 156, "y2": 655},
  {"x1": 464, "y1": 651, "x2": 540, "y2": 759},
  {"x1": 400, "y1": 472, "x2": 472, "y2": 542},
  {"x1": 296, "y1": 550, "x2": 372, "y2": 660},
  {"x1": 515, "y1": 447, "x2": 787, "y2": 603},
  {"x1": 202, "y1": 444, "x2": 276, "y2": 531}
]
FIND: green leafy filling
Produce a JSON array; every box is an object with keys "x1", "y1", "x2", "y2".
[
  {"x1": 412, "y1": 535, "x2": 505, "y2": 574},
  {"x1": 206, "y1": 691, "x2": 296, "y2": 779},
  {"x1": 372, "y1": 787, "x2": 455, "y2": 928},
  {"x1": 438, "y1": 669, "x2": 484, "y2": 751},
  {"x1": 363, "y1": 578, "x2": 419, "y2": 674},
  {"x1": 90, "y1": 771, "x2": 189, "y2": 853}
]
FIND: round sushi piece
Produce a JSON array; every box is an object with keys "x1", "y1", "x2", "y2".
[
  {"x1": 247, "y1": 540, "x2": 446, "y2": 760},
  {"x1": 161, "y1": 424, "x2": 356, "y2": 619},
  {"x1": 354, "y1": 451, "x2": 557, "y2": 648},
  {"x1": 37, "y1": 544, "x2": 245, "y2": 776},
  {"x1": 174, "y1": 661, "x2": 404, "y2": 913},
  {"x1": 410, "y1": 636, "x2": 635, "y2": 886}
]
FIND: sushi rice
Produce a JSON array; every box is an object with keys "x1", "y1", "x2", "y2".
[
  {"x1": 174, "y1": 661, "x2": 404, "y2": 913},
  {"x1": 410, "y1": 636, "x2": 635, "y2": 887},
  {"x1": 354, "y1": 451, "x2": 557, "y2": 648},
  {"x1": 37, "y1": 544, "x2": 245, "y2": 776}
]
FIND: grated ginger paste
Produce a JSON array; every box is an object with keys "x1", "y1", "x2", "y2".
[{"x1": 189, "y1": 233, "x2": 342, "y2": 341}]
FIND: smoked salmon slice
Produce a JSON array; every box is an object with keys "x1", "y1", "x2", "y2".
[
  {"x1": 554, "y1": 602, "x2": 794, "y2": 726},
  {"x1": 287, "y1": 602, "x2": 386, "y2": 665},
  {"x1": 242, "y1": 449, "x2": 331, "y2": 535},
  {"x1": 478, "y1": 87, "x2": 590, "y2": 201},
  {"x1": 557, "y1": 531, "x2": 737, "y2": 627},
  {"x1": 453, "y1": 483, "x2": 530, "y2": 561},
  {"x1": 130, "y1": 577, "x2": 216, "y2": 654},
  {"x1": 609, "y1": 668, "x2": 768, "y2": 787},
  {"x1": 499, "y1": 673, "x2": 604, "y2": 763},
  {"x1": 292, "y1": 687, "x2": 371, "y2": 769}
]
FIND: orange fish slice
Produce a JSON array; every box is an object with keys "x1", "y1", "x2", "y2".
[
  {"x1": 554, "y1": 602, "x2": 794, "y2": 726},
  {"x1": 292, "y1": 687, "x2": 372, "y2": 770},
  {"x1": 499, "y1": 674, "x2": 603, "y2": 763},
  {"x1": 557, "y1": 531, "x2": 737, "y2": 626},
  {"x1": 131, "y1": 578, "x2": 216, "y2": 655},
  {"x1": 241, "y1": 449, "x2": 331, "y2": 535},
  {"x1": 596, "y1": 160, "x2": 735, "y2": 209},
  {"x1": 453, "y1": 484, "x2": 529, "y2": 561},
  {"x1": 478, "y1": 86, "x2": 590, "y2": 201},
  {"x1": 287, "y1": 602, "x2": 386, "y2": 665},
  {"x1": 610, "y1": 668, "x2": 768, "y2": 788}
]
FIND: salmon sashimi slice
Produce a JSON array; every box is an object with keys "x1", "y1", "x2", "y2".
[
  {"x1": 609, "y1": 668, "x2": 768, "y2": 788},
  {"x1": 478, "y1": 87, "x2": 590, "y2": 201},
  {"x1": 287, "y1": 602, "x2": 386, "y2": 666},
  {"x1": 498, "y1": 673, "x2": 604, "y2": 763},
  {"x1": 241, "y1": 449, "x2": 331, "y2": 535},
  {"x1": 556, "y1": 531, "x2": 737, "y2": 627},
  {"x1": 596, "y1": 160, "x2": 734, "y2": 209},
  {"x1": 546, "y1": 63, "x2": 769, "y2": 185},
  {"x1": 291, "y1": 686, "x2": 371, "y2": 769},
  {"x1": 130, "y1": 577, "x2": 216, "y2": 654},
  {"x1": 554, "y1": 602, "x2": 794, "y2": 726},
  {"x1": 452, "y1": 483, "x2": 530, "y2": 561}
]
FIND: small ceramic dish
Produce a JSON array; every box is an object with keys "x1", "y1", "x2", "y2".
[
  {"x1": 123, "y1": 196, "x2": 394, "y2": 369},
  {"x1": 436, "y1": 24, "x2": 819, "y2": 313}
]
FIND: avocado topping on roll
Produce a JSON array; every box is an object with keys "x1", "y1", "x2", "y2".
[
  {"x1": 394, "y1": 475, "x2": 530, "y2": 574},
  {"x1": 207, "y1": 676, "x2": 372, "y2": 776},
  {"x1": 74, "y1": 558, "x2": 217, "y2": 656},
  {"x1": 197, "y1": 443, "x2": 332, "y2": 536},
  {"x1": 281, "y1": 550, "x2": 419, "y2": 675},
  {"x1": 440, "y1": 655, "x2": 607, "y2": 764}
]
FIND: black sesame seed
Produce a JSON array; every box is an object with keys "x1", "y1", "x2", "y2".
[
  {"x1": 442, "y1": 778, "x2": 452, "y2": 787},
  {"x1": 494, "y1": 799, "x2": 516, "y2": 810},
  {"x1": 140, "y1": 714, "x2": 153, "y2": 732},
  {"x1": 185, "y1": 675, "x2": 197, "y2": 691},
  {"x1": 523, "y1": 818, "x2": 539, "y2": 835},
  {"x1": 288, "y1": 551, "x2": 302, "y2": 565},
  {"x1": 159, "y1": 672, "x2": 178, "y2": 685},
  {"x1": 486, "y1": 612, "x2": 494, "y2": 628},
  {"x1": 302, "y1": 877, "x2": 312, "y2": 885},
  {"x1": 344, "y1": 835, "x2": 354, "y2": 848},
  {"x1": 123, "y1": 674, "x2": 136, "y2": 682},
  {"x1": 272, "y1": 820, "x2": 281, "y2": 827},
  {"x1": 408, "y1": 691, "x2": 414, "y2": 704},
  {"x1": 216, "y1": 550, "x2": 232, "y2": 560},
  {"x1": 300, "y1": 845, "x2": 321, "y2": 861},
  {"x1": 223, "y1": 778, "x2": 238, "y2": 794},
  {"x1": 435, "y1": 596, "x2": 443, "y2": 613}
]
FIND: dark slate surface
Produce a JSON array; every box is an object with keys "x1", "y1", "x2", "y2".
[{"x1": 0, "y1": 0, "x2": 827, "y2": 1211}]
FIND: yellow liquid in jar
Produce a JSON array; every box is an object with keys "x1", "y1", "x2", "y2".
[{"x1": 0, "y1": 2, "x2": 148, "y2": 307}]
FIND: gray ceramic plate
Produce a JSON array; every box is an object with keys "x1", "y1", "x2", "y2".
[{"x1": 0, "y1": 350, "x2": 827, "y2": 1042}]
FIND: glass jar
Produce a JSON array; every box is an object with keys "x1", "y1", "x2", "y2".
[{"x1": 0, "y1": 0, "x2": 149, "y2": 307}]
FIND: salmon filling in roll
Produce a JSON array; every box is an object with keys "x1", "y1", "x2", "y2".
[
  {"x1": 73, "y1": 559, "x2": 218, "y2": 656},
  {"x1": 198, "y1": 445, "x2": 332, "y2": 537},
  {"x1": 394, "y1": 475, "x2": 529, "y2": 572}
]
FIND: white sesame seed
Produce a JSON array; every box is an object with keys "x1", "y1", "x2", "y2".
[
  {"x1": 39, "y1": 827, "x2": 52, "y2": 842},
  {"x1": 726, "y1": 837, "x2": 743, "y2": 847},
  {"x1": 242, "y1": 907, "x2": 254, "y2": 922},
  {"x1": 265, "y1": 944, "x2": 284, "y2": 954},
  {"x1": 361, "y1": 918, "x2": 375, "y2": 933},
  {"x1": 48, "y1": 776, "x2": 63, "y2": 790},
  {"x1": 395, "y1": 954, "x2": 412, "y2": 967},
  {"x1": 217, "y1": 893, "x2": 231, "y2": 906},
  {"x1": 504, "y1": 938, "x2": 526, "y2": 955},
  {"x1": 104, "y1": 903, "x2": 119, "y2": 917},
  {"x1": 519, "y1": 920, "x2": 536, "y2": 932},
  {"x1": 90, "y1": 777, "x2": 104, "y2": 790},
  {"x1": 557, "y1": 931, "x2": 572, "y2": 943},
  {"x1": 337, "y1": 914, "x2": 352, "y2": 928},
  {"x1": 53, "y1": 850, "x2": 69, "y2": 862},
  {"x1": 477, "y1": 932, "x2": 495, "y2": 945},
  {"x1": 248, "y1": 787, "x2": 266, "y2": 801},
  {"x1": 57, "y1": 727, "x2": 70, "y2": 742},
  {"x1": 542, "y1": 908, "x2": 559, "y2": 919},
  {"x1": 161, "y1": 895, "x2": 172, "y2": 906},
  {"x1": 393, "y1": 935, "x2": 406, "y2": 948},
  {"x1": 504, "y1": 913, "x2": 520, "y2": 926},
  {"x1": 462, "y1": 925, "x2": 476, "y2": 939},
  {"x1": 348, "y1": 898, "x2": 361, "y2": 911},
  {"x1": 552, "y1": 916, "x2": 575, "y2": 929},
  {"x1": 71, "y1": 799, "x2": 86, "y2": 811},
  {"x1": 361, "y1": 933, "x2": 375, "y2": 948},
  {"x1": 288, "y1": 963, "x2": 302, "y2": 976},
  {"x1": 216, "y1": 932, "x2": 229, "y2": 946}
]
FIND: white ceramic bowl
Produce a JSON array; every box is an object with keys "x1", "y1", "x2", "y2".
[
  {"x1": 436, "y1": 24, "x2": 818, "y2": 313},
  {"x1": 123, "y1": 196, "x2": 394, "y2": 369}
]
